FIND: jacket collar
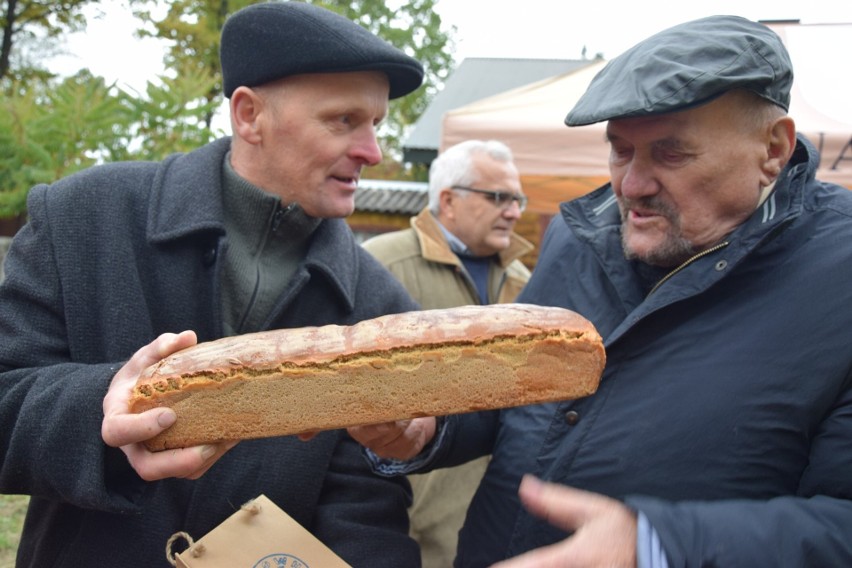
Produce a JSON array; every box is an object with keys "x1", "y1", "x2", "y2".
[
  {"x1": 411, "y1": 207, "x2": 533, "y2": 268},
  {"x1": 146, "y1": 137, "x2": 232, "y2": 244}
]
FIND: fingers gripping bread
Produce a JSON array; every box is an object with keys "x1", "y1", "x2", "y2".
[{"x1": 130, "y1": 304, "x2": 605, "y2": 450}]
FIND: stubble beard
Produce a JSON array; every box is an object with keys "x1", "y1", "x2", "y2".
[{"x1": 620, "y1": 196, "x2": 697, "y2": 267}]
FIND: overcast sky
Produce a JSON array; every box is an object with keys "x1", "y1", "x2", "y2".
[
  {"x1": 437, "y1": 0, "x2": 852, "y2": 61},
  {"x1": 47, "y1": 1, "x2": 852, "y2": 127}
]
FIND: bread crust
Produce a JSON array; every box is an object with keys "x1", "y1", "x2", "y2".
[{"x1": 130, "y1": 304, "x2": 605, "y2": 450}]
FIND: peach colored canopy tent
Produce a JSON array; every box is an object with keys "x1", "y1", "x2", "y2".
[{"x1": 441, "y1": 23, "x2": 852, "y2": 214}]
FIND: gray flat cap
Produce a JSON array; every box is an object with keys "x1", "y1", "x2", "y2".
[
  {"x1": 220, "y1": 2, "x2": 424, "y2": 99},
  {"x1": 566, "y1": 15, "x2": 793, "y2": 126}
]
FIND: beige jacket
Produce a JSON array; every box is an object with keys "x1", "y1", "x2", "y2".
[{"x1": 362, "y1": 207, "x2": 533, "y2": 309}]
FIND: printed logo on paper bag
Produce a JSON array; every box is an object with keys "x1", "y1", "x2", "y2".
[{"x1": 253, "y1": 553, "x2": 309, "y2": 568}]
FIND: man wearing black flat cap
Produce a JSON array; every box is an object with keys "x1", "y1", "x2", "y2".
[
  {"x1": 0, "y1": 2, "x2": 427, "y2": 567},
  {"x1": 351, "y1": 15, "x2": 852, "y2": 567}
]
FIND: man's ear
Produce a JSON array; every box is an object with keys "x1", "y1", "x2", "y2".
[
  {"x1": 438, "y1": 188, "x2": 457, "y2": 221},
  {"x1": 760, "y1": 116, "x2": 796, "y2": 186},
  {"x1": 230, "y1": 86, "x2": 264, "y2": 145}
]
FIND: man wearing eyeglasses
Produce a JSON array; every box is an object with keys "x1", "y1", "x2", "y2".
[
  {"x1": 362, "y1": 138, "x2": 533, "y2": 568},
  {"x1": 364, "y1": 139, "x2": 532, "y2": 310}
]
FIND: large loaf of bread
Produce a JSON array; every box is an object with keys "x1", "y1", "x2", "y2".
[{"x1": 130, "y1": 304, "x2": 605, "y2": 451}]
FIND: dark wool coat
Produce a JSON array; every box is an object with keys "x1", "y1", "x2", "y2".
[
  {"x1": 0, "y1": 138, "x2": 421, "y2": 567},
  {"x1": 424, "y1": 136, "x2": 852, "y2": 567}
]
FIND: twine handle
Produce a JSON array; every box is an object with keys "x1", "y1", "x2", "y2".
[
  {"x1": 164, "y1": 499, "x2": 261, "y2": 565},
  {"x1": 166, "y1": 531, "x2": 205, "y2": 565}
]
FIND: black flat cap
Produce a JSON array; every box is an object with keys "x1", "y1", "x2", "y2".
[
  {"x1": 220, "y1": 1, "x2": 424, "y2": 99},
  {"x1": 566, "y1": 15, "x2": 793, "y2": 126}
]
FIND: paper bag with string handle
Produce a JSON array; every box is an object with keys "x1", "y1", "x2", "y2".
[{"x1": 166, "y1": 494, "x2": 351, "y2": 568}]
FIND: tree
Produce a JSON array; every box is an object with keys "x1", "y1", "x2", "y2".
[
  {"x1": 0, "y1": 67, "x2": 221, "y2": 217},
  {"x1": 129, "y1": 0, "x2": 456, "y2": 173},
  {"x1": 0, "y1": 0, "x2": 227, "y2": 218},
  {"x1": 0, "y1": 70, "x2": 132, "y2": 216},
  {"x1": 0, "y1": 0, "x2": 96, "y2": 84},
  {"x1": 123, "y1": 61, "x2": 222, "y2": 161}
]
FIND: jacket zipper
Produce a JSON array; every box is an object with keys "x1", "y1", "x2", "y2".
[
  {"x1": 270, "y1": 205, "x2": 286, "y2": 234},
  {"x1": 647, "y1": 241, "x2": 730, "y2": 297}
]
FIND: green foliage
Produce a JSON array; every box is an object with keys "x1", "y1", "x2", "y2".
[
  {"x1": 0, "y1": 68, "x2": 220, "y2": 217},
  {"x1": 0, "y1": 71, "x2": 127, "y2": 216},
  {"x1": 0, "y1": 0, "x2": 90, "y2": 39},
  {"x1": 123, "y1": 61, "x2": 222, "y2": 160}
]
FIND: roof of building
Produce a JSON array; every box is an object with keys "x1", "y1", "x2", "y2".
[
  {"x1": 355, "y1": 179, "x2": 428, "y2": 215},
  {"x1": 402, "y1": 57, "x2": 594, "y2": 164}
]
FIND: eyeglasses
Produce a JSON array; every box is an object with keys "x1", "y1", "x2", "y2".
[{"x1": 451, "y1": 186, "x2": 528, "y2": 213}]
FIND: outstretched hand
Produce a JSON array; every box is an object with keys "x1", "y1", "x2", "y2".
[
  {"x1": 491, "y1": 475, "x2": 637, "y2": 568},
  {"x1": 347, "y1": 416, "x2": 437, "y2": 461},
  {"x1": 101, "y1": 330, "x2": 238, "y2": 481}
]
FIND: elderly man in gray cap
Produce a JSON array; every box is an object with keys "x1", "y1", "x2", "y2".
[
  {"x1": 0, "y1": 2, "x2": 426, "y2": 567},
  {"x1": 353, "y1": 15, "x2": 852, "y2": 567}
]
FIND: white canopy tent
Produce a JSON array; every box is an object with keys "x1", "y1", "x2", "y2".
[
  {"x1": 441, "y1": 22, "x2": 852, "y2": 213},
  {"x1": 775, "y1": 22, "x2": 852, "y2": 188}
]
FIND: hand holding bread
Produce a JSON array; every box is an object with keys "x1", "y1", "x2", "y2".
[
  {"x1": 348, "y1": 417, "x2": 438, "y2": 461},
  {"x1": 102, "y1": 330, "x2": 237, "y2": 479}
]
